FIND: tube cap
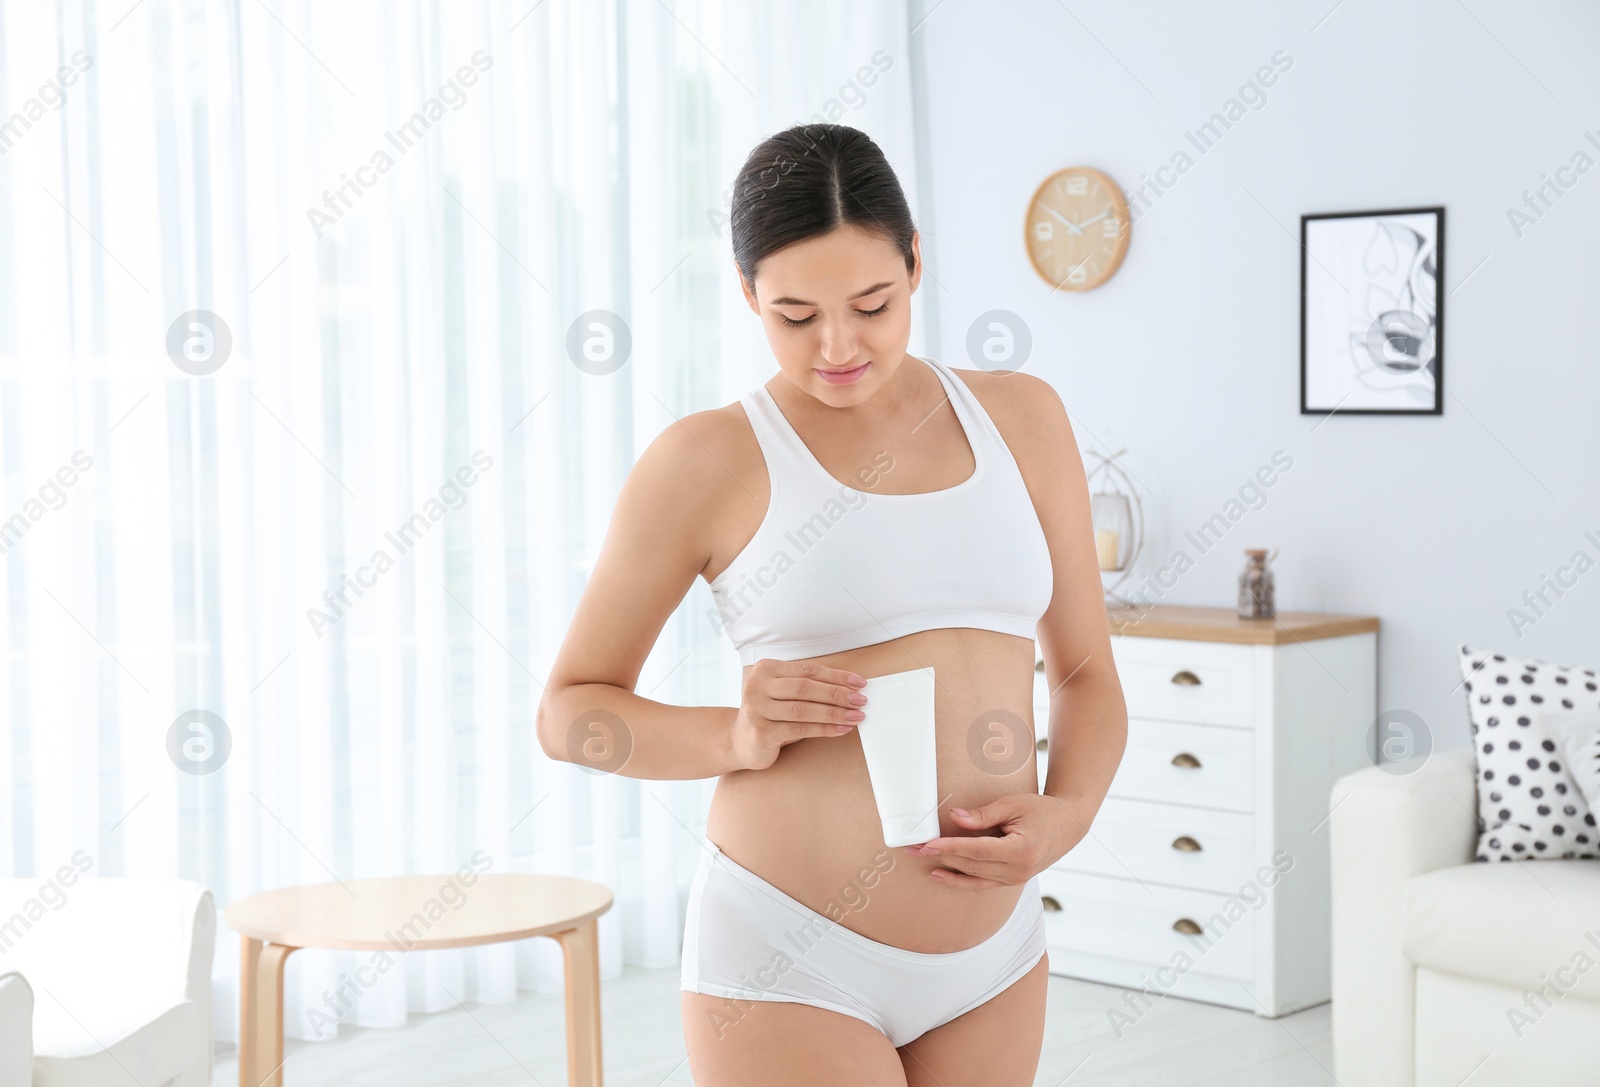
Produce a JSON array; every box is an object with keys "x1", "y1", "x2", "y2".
[{"x1": 881, "y1": 810, "x2": 941, "y2": 848}]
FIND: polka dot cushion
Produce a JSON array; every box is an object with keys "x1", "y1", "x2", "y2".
[
  {"x1": 1550, "y1": 709, "x2": 1600, "y2": 816},
  {"x1": 1456, "y1": 644, "x2": 1600, "y2": 862}
]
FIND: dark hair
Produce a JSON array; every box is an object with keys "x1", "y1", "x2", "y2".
[{"x1": 729, "y1": 123, "x2": 917, "y2": 286}]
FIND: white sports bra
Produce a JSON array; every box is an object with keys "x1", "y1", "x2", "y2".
[{"x1": 708, "y1": 356, "x2": 1055, "y2": 666}]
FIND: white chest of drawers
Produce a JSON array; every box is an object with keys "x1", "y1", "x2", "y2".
[{"x1": 1034, "y1": 604, "x2": 1378, "y2": 1018}]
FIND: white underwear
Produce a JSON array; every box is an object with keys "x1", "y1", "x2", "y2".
[{"x1": 680, "y1": 841, "x2": 1047, "y2": 1048}]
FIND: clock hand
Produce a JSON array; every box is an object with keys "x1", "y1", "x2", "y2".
[
  {"x1": 1041, "y1": 205, "x2": 1084, "y2": 236},
  {"x1": 1077, "y1": 210, "x2": 1111, "y2": 229}
]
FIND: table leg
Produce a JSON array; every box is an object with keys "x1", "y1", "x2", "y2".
[
  {"x1": 238, "y1": 940, "x2": 297, "y2": 1087},
  {"x1": 554, "y1": 920, "x2": 603, "y2": 1087},
  {"x1": 239, "y1": 937, "x2": 262, "y2": 1087}
]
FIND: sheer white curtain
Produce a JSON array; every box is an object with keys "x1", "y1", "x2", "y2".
[{"x1": 0, "y1": 0, "x2": 923, "y2": 1047}]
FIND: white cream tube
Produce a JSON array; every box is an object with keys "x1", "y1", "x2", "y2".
[{"x1": 856, "y1": 666, "x2": 939, "y2": 847}]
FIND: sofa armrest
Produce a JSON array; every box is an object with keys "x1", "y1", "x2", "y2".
[
  {"x1": 0, "y1": 970, "x2": 33, "y2": 1087},
  {"x1": 1329, "y1": 747, "x2": 1479, "y2": 1087}
]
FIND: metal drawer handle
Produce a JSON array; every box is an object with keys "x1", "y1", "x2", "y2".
[
  {"x1": 1170, "y1": 670, "x2": 1202, "y2": 686},
  {"x1": 1172, "y1": 917, "x2": 1203, "y2": 935},
  {"x1": 1040, "y1": 894, "x2": 1062, "y2": 912},
  {"x1": 1170, "y1": 752, "x2": 1201, "y2": 769},
  {"x1": 1035, "y1": 738, "x2": 1048, "y2": 753},
  {"x1": 1171, "y1": 836, "x2": 1203, "y2": 853}
]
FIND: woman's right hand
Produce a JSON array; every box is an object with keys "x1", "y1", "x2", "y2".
[{"x1": 732, "y1": 660, "x2": 869, "y2": 771}]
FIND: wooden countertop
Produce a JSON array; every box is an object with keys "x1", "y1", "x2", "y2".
[{"x1": 1105, "y1": 603, "x2": 1379, "y2": 645}]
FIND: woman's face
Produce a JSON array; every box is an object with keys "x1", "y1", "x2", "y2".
[{"x1": 738, "y1": 223, "x2": 922, "y2": 403}]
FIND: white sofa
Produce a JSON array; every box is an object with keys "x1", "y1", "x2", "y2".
[
  {"x1": 0, "y1": 878, "x2": 215, "y2": 1087},
  {"x1": 1330, "y1": 748, "x2": 1600, "y2": 1086}
]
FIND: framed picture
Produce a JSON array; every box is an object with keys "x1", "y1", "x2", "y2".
[{"x1": 1300, "y1": 206, "x2": 1443, "y2": 415}]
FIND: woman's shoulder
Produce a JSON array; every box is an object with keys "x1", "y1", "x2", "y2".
[
  {"x1": 946, "y1": 363, "x2": 1066, "y2": 439},
  {"x1": 633, "y1": 398, "x2": 765, "y2": 509},
  {"x1": 641, "y1": 397, "x2": 759, "y2": 466}
]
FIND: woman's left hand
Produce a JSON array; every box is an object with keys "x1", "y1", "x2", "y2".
[{"x1": 904, "y1": 793, "x2": 1093, "y2": 890}]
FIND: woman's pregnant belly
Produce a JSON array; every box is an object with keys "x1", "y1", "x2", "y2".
[{"x1": 706, "y1": 626, "x2": 1042, "y2": 954}]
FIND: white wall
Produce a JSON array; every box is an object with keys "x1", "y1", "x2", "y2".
[{"x1": 907, "y1": 0, "x2": 1600, "y2": 754}]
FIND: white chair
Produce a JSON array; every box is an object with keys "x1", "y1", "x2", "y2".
[
  {"x1": 1330, "y1": 749, "x2": 1600, "y2": 1086},
  {"x1": 0, "y1": 878, "x2": 214, "y2": 1087},
  {"x1": 0, "y1": 971, "x2": 33, "y2": 1087}
]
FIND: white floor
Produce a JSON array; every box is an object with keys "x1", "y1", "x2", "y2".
[{"x1": 210, "y1": 962, "x2": 1335, "y2": 1086}]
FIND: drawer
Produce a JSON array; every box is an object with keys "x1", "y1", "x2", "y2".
[
  {"x1": 1109, "y1": 718, "x2": 1254, "y2": 813},
  {"x1": 1036, "y1": 867, "x2": 1256, "y2": 983},
  {"x1": 1052, "y1": 796, "x2": 1255, "y2": 895},
  {"x1": 1110, "y1": 636, "x2": 1255, "y2": 727},
  {"x1": 1034, "y1": 717, "x2": 1254, "y2": 812}
]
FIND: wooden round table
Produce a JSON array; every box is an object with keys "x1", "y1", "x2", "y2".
[{"x1": 225, "y1": 874, "x2": 612, "y2": 1087}]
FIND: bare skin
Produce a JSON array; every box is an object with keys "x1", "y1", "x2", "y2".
[{"x1": 537, "y1": 223, "x2": 1127, "y2": 1086}]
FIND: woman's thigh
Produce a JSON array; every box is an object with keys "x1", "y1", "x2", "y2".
[
  {"x1": 897, "y1": 951, "x2": 1049, "y2": 1087},
  {"x1": 682, "y1": 991, "x2": 909, "y2": 1087}
]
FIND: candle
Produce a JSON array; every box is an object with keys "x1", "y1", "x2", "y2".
[{"x1": 1096, "y1": 527, "x2": 1121, "y2": 571}]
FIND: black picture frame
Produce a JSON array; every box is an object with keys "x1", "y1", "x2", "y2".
[{"x1": 1300, "y1": 205, "x2": 1444, "y2": 415}]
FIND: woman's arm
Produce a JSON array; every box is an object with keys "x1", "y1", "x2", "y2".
[
  {"x1": 1000, "y1": 372, "x2": 1130, "y2": 830},
  {"x1": 535, "y1": 411, "x2": 748, "y2": 780},
  {"x1": 904, "y1": 369, "x2": 1129, "y2": 888}
]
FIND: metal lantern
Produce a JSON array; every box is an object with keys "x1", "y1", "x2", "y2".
[{"x1": 1084, "y1": 447, "x2": 1144, "y2": 607}]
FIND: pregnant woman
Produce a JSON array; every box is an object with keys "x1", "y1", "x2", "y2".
[{"x1": 538, "y1": 123, "x2": 1128, "y2": 1086}]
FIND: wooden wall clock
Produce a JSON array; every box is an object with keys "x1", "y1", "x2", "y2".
[{"x1": 1024, "y1": 166, "x2": 1131, "y2": 290}]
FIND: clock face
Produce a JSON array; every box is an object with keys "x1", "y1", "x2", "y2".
[{"x1": 1025, "y1": 167, "x2": 1131, "y2": 291}]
